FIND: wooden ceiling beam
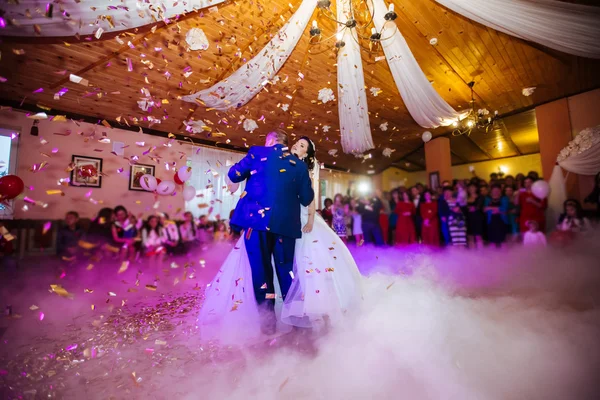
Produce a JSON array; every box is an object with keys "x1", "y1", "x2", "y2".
[{"x1": 497, "y1": 120, "x2": 523, "y2": 156}]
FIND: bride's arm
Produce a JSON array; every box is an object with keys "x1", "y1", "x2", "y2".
[{"x1": 302, "y1": 173, "x2": 316, "y2": 233}]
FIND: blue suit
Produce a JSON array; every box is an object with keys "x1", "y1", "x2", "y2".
[{"x1": 228, "y1": 144, "x2": 314, "y2": 315}]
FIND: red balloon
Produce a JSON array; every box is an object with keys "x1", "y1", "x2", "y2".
[
  {"x1": 173, "y1": 172, "x2": 184, "y2": 185},
  {"x1": 0, "y1": 175, "x2": 25, "y2": 200}
]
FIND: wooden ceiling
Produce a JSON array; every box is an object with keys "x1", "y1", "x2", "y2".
[{"x1": 0, "y1": 0, "x2": 599, "y2": 173}]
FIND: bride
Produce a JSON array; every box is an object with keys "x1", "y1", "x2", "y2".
[{"x1": 197, "y1": 137, "x2": 363, "y2": 345}]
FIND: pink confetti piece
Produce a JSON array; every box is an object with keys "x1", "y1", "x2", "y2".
[
  {"x1": 51, "y1": 148, "x2": 59, "y2": 153},
  {"x1": 0, "y1": 76, "x2": 7, "y2": 83},
  {"x1": 65, "y1": 344, "x2": 78, "y2": 351},
  {"x1": 85, "y1": 190, "x2": 92, "y2": 198},
  {"x1": 42, "y1": 221, "x2": 52, "y2": 235},
  {"x1": 39, "y1": 312, "x2": 45, "y2": 321},
  {"x1": 33, "y1": 88, "x2": 44, "y2": 93}
]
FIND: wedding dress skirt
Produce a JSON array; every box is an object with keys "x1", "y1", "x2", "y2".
[{"x1": 197, "y1": 206, "x2": 362, "y2": 345}]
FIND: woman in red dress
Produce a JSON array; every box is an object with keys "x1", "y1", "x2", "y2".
[
  {"x1": 419, "y1": 191, "x2": 440, "y2": 246},
  {"x1": 518, "y1": 176, "x2": 548, "y2": 233},
  {"x1": 395, "y1": 191, "x2": 416, "y2": 245}
]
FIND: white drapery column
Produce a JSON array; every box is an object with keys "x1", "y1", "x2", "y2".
[
  {"x1": 368, "y1": 0, "x2": 468, "y2": 128},
  {"x1": 0, "y1": 0, "x2": 225, "y2": 38},
  {"x1": 182, "y1": 0, "x2": 317, "y2": 111},
  {"x1": 187, "y1": 145, "x2": 245, "y2": 220},
  {"x1": 435, "y1": 0, "x2": 600, "y2": 59},
  {"x1": 336, "y1": 0, "x2": 374, "y2": 154}
]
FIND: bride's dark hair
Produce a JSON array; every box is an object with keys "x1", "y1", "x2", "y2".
[{"x1": 298, "y1": 136, "x2": 316, "y2": 170}]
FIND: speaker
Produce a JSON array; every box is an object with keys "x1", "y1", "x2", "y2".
[{"x1": 30, "y1": 121, "x2": 39, "y2": 136}]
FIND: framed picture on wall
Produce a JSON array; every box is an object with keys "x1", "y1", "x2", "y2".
[
  {"x1": 429, "y1": 171, "x2": 440, "y2": 191},
  {"x1": 129, "y1": 164, "x2": 155, "y2": 191},
  {"x1": 70, "y1": 155, "x2": 103, "y2": 188}
]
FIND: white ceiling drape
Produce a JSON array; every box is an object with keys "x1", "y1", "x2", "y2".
[
  {"x1": 181, "y1": 0, "x2": 317, "y2": 111},
  {"x1": 435, "y1": 0, "x2": 600, "y2": 59},
  {"x1": 369, "y1": 0, "x2": 468, "y2": 128},
  {"x1": 0, "y1": 0, "x2": 225, "y2": 38},
  {"x1": 337, "y1": 0, "x2": 374, "y2": 154}
]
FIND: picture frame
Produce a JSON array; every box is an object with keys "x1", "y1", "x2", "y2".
[
  {"x1": 70, "y1": 155, "x2": 103, "y2": 188},
  {"x1": 429, "y1": 171, "x2": 440, "y2": 191},
  {"x1": 129, "y1": 163, "x2": 155, "y2": 191}
]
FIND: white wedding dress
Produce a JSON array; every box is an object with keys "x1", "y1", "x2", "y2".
[{"x1": 197, "y1": 205, "x2": 363, "y2": 346}]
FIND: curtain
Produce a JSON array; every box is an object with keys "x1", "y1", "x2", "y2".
[
  {"x1": 337, "y1": 0, "x2": 374, "y2": 154},
  {"x1": 0, "y1": 0, "x2": 225, "y2": 38},
  {"x1": 187, "y1": 145, "x2": 245, "y2": 220},
  {"x1": 368, "y1": 0, "x2": 468, "y2": 128},
  {"x1": 435, "y1": 0, "x2": 600, "y2": 59},
  {"x1": 181, "y1": 0, "x2": 317, "y2": 111}
]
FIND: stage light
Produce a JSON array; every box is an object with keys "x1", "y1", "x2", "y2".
[{"x1": 357, "y1": 181, "x2": 370, "y2": 194}]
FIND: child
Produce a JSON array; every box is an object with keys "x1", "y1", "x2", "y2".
[
  {"x1": 111, "y1": 205, "x2": 136, "y2": 261},
  {"x1": 142, "y1": 215, "x2": 166, "y2": 267},
  {"x1": 214, "y1": 221, "x2": 230, "y2": 242},
  {"x1": 523, "y1": 220, "x2": 547, "y2": 247},
  {"x1": 179, "y1": 211, "x2": 198, "y2": 252},
  {"x1": 56, "y1": 211, "x2": 85, "y2": 259},
  {"x1": 159, "y1": 213, "x2": 183, "y2": 255},
  {"x1": 197, "y1": 214, "x2": 214, "y2": 246},
  {"x1": 448, "y1": 201, "x2": 467, "y2": 247}
]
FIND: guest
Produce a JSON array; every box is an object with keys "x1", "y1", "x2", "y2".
[
  {"x1": 350, "y1": 198, "x2": 364, "y2": 245},
  {"x1": 522, "y1": 220, "x2": 547, "y2": 247},
  {"x1": 395, "y1": 191, "x2": 416, "y2": 245},
  {"x1": 214, "y1": 221, "x2": 231, "y2": 242},
  {"x1": 160, "y1": 213, "x2": 183, "y2": 255},
  {"x1": 455, "y1": 181, "x2": 468, "y2": 207},
  {"x1": 438, "y1": 187, "x2": 454, "y2": 245},
  {"x1": 228, "y1": 209, "x2": 242, "y2": 240},
  {"x1": 388, "y1": 189, "x2": 400, "y2": 245},
  {"x1": 504, "y1": 185, "x2": 520, "y2": 241},
  {"x1": 518, "y1": 177, "x2": 547, "y2": 233},
  {"x1": 465, "y1": 183, "x2": 485, "y2": 249},
  {"x1": 378, "y1": 191, "x2": 391, "y2": 245},
  {"x1": 88, "y1": 207, "x2": 114, "y2": 245},
  {"x1": 515, "y1": 173, "x2": 525, "y2": 191},
  {"x1": 56, "y1": 211, "x2": 85, "y2": 259},
  {"x1": 111, "y1": 205, "x2": 136, "y2": 261},
  {"x1": 142, "y1": 215, "x2": 166, "y2": 265},
  {"x1": 410, "y1": 186, "x2": 422, "y2": 243},
  {"x1": 179, "y1": 211, "x2": 198, "y2": 252},
  {"x1": 557, "y1": 199, "x2": 591, "y2": 233},
  {"x1": 448, "y1": 201, "x2": 467, "y2": 247},
  {"x1": 197, "y1": 214, "x2": 214, "y2": 246},
  {"x1": 357, "y1": 195, "x2": 384, "y2": 245},
  {"x1": 321, "y1": 198, "x2": 334, "y2": 227},
  {"x1": 484, "y1": 185, "x2": 509, "y2": 248},
  {"x1": 419, "y1": 191, "x2": 440, "y2": 246},
  {"x1": 584, "y1": 172, "x2": 600, "y2": 219},
  {"x1": 332, "y1": 193, "x2": 348, "y2": 243}
]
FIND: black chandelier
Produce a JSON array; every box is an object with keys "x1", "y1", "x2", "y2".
[
  {"x1": 309, "y1": 0, "x2": 397, "y2": 50},
  {"x1": 451, "y1": 81, "x2": 501, "y2": 136}
]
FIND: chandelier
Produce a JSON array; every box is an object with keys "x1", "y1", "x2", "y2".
[
  {"x1": 309, "y1": 0, "x2": 397, "y2": 50},
  {"x1": 451, "y1": 81, "x2": 501, "y2": 136}
]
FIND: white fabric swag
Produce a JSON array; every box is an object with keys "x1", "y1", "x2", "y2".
[
  {"x1": 186, "y1": 145, "x2": 245, "y2": 219},
  {"x1": 369, "y1": 0, "x2": 468, "y2": 128},
  {"x1": 182, "y1": 0, "x2": 317, "y2": 111},
  {"x1": 435, "y1": 0, "x2": 600, "y2": 59},
  {"x1": 546, "y1": 125, "x2": 600, "y2": 230},
  {"x1": 0, "y1": 0, "x2": 225, "y2": 38},
  {"x1": 337, "y1": 0, "x2": 374, "y2": 154}
]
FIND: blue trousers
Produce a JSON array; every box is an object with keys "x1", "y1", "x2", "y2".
[{"x1": 244, "y1": 229, "x2": 296, "y2": 310}]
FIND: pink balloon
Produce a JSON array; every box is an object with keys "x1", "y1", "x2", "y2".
[
  {"x1": 156, "y1": 180, "x2": 176, "y2": 196},
  {"x1": 183, "y1": 185, "x2": 196, "y2": 201}
]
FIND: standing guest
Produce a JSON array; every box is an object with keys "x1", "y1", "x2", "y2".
[
  {"x1": 484, "y1": 185, "x2": 509, "y2": 248},
  {"x1": 332, "y1": 193, "x2": 348, "y2": 243},
  {"x1": 448, "y1": 201, "x2": 467, "y2": 247},
  {"x1": 455, "y1": 181, "x2": 468, "y2": 207},
  {"x1": 111, "y1": 205, "x2": 136, "y2": 261},
  {"x1": 179, "y1": 211, "x2": 198, "y2": 252},
  {"x1": 214, "y1": 221, "x2": 231, "y2": 241},
  {"x1": 141, "y1": 215, "x2": 166, "y2": 266},
  {"x1": 584, "y1": 172, "x2": 600, "y2": 219},
  {"x1": 350, "y1": 198, "x2": 363, "y2": 245},
  {"x1": 410, "y1": 186, "x2": 422, "y2": 243},
  {"x1": 504, "y1": 185, "x2": 520, "y2": 241},
  {"x1": 56, "y1": 211, "x2": 85, "y2": 259},
  {"x1": 523, "y1": 220, "x2": 547, "y2": 247},
  {"x1": 518, "y1": 177, "x2": 547, "y2": 233},
  {"x1": 515, "y1": 173, "x2": 526, "y2": 191},
  {"x1": 388, "y1": 189, "x2": 400, "y2": 245},
  {"x1": 438, "y1": 187, "x2": 454, "y2": 245},
  {"x1": 556, "y1": 199, "x2": 591, "y2": 233},
  {"x1": 378, "y1": 191, "x2": 391, "y2": 245},
  {"x1": 357, "y1": 195, "x2": 384, "y2": 245},
  {"x1": 395, "y1": 191, "x2": 416, "y2": 245},
  {"x1": 160, "y1": 213, "x2": 182, "y2": 255},
  {"x1": 465, "y1": 183, "x2": 485, "y2": 249},
  {"x1": 419, "y1": 191, "x2": 440, "y2": 246},
  {"x1": 504, "y1": 175, "x2": 515, "y2": 189},
  {"x1": 527, "y1": 171, "x2": 540, "y2": 181},
  {"x1": 321, "y1": 198, "x2": 334, "y2": 227}
]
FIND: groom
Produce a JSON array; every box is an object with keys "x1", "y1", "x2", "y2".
[{"x1": 228, "y1": 130, "x2": 314, "y2": 333}]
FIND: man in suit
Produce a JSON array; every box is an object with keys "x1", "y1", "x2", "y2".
[{"x1": 228, "y1": 130, "x2": 314, "y2": 333}]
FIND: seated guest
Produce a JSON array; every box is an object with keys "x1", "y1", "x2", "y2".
[
  {"x1": 523, "y1": 220, "x2": 547, "y2": 247},
  {"x1": 556, "y1": 199, "x2": 591, "y2": 233},
  {"x1": 179, "y1": 211, "x2": 198, "y2": 251},
  {"x1": 484, "y1": 184, "x2": 509, "y2": 248},
  {"x1": 141, "y1": 215, "x2": 166, "y2": 265},
  {"x1": 357, "y1": 195, "x2": 384, "y2": 246},
  {"x1": 112, "y1": 205, "x2": 137, "y2": 261},
  {"x1": 321, "y1": 198, "x2": 334, "y2": 227},
  {"x1": 419, "y1": 191, "x2": 440, "y2": 247},
  {"x1": 88, "y1": 207, "x2": 114, "y2": 245},
  {"x1": 197, "y1": 214, "x2": 215, "y2": 245},
  {"x1": 56, "y1": 211, "x2": 85, "y2": 259},
  {"x1": 395, "y1": 191, "x2": 416, "y2": 245},
  {"x1": 160, "y1": 213, "x2": 183, "y2": 255},
  {"x1": 214, "y1": 221, "x2": 230, "y2": 242},
  {"x1": 448, "y1": 200, "x2": 467, "y2": 247}
]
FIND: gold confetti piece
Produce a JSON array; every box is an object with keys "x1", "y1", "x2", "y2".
[
  {"x1": 86, "y1": 264, "x2": 94, "y2": 270},
  {"x1": 266, "y1": 293, "x2": 276, "y2": 299},
  {"x1": 155, "y1": 339, "x2": 167, "y2": 345},
  {"x1": 127, "y1": 288, "x2": 138, "y2": 293},
  {"x1": 101, "y1": 120, "x2": 111, "y2": 128},
  {"x1": 279, "y1": 169, "x2": 286, "y2": 172},
  {"x1": 45, "y1": 189, "x2": 64, "y2": 195},
  {"x1": 118, "y1": 261, "x2": 129, "y2": 274},
  {"x1": 50, "y1": 284, "x2": 73, "y2": 299},
  {"x1": 279, "y1": 377, "x2": 290, "y2": 392},
  {"x1": 145, "y1": 285, "x2": 157, "y2": 291},
  {"x1": 29, "y1": 305, "x2": 39, "y2": 310},
  {"x1": 79, "y1": 240, "x2": 97, "y2": 250},
  {"x1": 386, "y1": 282, "x2": 395, "y2": 290},
  {"x1": 91, "y1": 304, "x2": 95, "y2": 310}
]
